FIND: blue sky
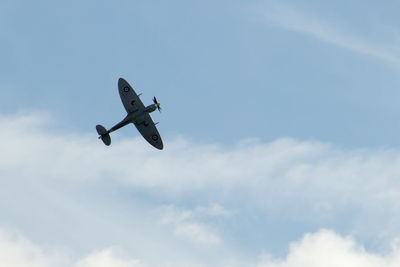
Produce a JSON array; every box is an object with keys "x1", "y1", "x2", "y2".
[
  {"x1": 2, "y1": 0, "x2": 400, "y2": 146},
  {"x1": 2, "y1": 1, "x2": 400, "y2": 266}
]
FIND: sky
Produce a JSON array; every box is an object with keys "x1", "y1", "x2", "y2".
[{"x1": 1, "y1": 0, "x2": 400, "y2": 266}]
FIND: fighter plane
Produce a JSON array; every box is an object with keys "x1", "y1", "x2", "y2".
[{"x1": 96, "y1": 78, "x2": 163, "y2": 150}]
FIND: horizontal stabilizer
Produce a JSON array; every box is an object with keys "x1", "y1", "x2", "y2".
[
  {"x1": 96, "y1": 125, "x2": 108, "y2": 135},
  {"x1": 96, "y1": 125, "x2": 111, "y2": 146},
  {"x1": 101, "y1": 134, "x2": 111, "y2": 146}
]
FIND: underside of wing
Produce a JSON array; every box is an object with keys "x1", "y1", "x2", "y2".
[
  {"x1": 133, "y1": 114, "x2": 163, "y2": 150},
  {"x1": 118, "y1": 78, "x2": 145, "y2": 113}
]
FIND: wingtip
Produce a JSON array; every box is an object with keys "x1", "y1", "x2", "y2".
[
  {"x1": 153, "y1": 142, "x2": 163, "y2": 150},
  {"x1": 118, "y1": 77, "x2": 126, "y2": 85}
]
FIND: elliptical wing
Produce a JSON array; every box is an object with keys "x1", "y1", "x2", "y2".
[
  {"x1": 133, "y1": 114, "x2": 163, "y2": 150},
  {"x1": 118, "y1": 78, "x2": 145, "y2": 113}
]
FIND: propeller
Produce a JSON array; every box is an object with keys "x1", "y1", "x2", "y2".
[{"x1": 153, "y1": 96, "x2": 162, "y2": 113}]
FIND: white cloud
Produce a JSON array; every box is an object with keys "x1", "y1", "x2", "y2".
[
  {"x1": 257, "y1": 230, "x2": 400, "y2": 267},
  {"x1": 2, "y1": 226, "x2": 400, "y2": 267},
  {"x1": 2, "y1": 112, "x2": 400, "y2": 241},
  {"x1": 0, "y1": 228, "x2": 67, "y2": 267},
  {"x1": 0, "y1": 228, "x2": 144, "y2": 267},
  {"x1": 258, "y1": 1, "x2": 400, "y2": 64},
  {"x1": 2, "y1": 111, "x2": 400, "y2": 265}
]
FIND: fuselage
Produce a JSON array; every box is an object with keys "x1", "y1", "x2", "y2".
[{"x1": 108, "y1": 104, "x2": 157, "y2": 134}]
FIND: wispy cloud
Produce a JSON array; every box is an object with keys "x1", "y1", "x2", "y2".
[
  {"x1": 159, "y1": 204, "x2": 231, "y2": 245},
  {"x1": 258, "y1": 2, "x2": 400, "y2": 64},
  {"x1": 76, "y1": 248, "x2": 145, "y2": 267}
]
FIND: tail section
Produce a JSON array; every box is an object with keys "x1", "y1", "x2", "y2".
[{"x1": 96, "y1": 125, "x2": 111, "y2": 146}]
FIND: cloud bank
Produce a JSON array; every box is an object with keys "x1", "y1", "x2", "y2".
[
  {"x1": 1, "y1": 111, "x2": 400, "y2": 266},
  {"x1": 1, "y1": 227, "x2": 400, "y2": 267}
]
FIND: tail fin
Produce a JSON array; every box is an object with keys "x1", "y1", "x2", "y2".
[{"x1": 96, "y1": 125, "x2": 111, "y2": 146}]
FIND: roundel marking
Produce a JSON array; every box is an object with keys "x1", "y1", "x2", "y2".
[
  {"x1": 152, "y1": 134, "x2": 159, "y2": 141},
  {"x1": 124, "y1": 87, "x2": 129, "y2": 92}
]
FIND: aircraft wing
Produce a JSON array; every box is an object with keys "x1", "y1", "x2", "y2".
[
  {"x1": 133, "y1": 114, "x2": 163, "y2": 150},
  {"x1": 118, "y1": 78, "x2": 145, "y2": 113}
]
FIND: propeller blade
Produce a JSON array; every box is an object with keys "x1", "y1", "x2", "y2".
[{"x1": 153, "y1": 96, "x2": 161, "y2": 112}]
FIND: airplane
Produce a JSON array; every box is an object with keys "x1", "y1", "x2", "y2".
[{"x1": 96, "y1": 78, "x2": 163, "y2": 150}]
